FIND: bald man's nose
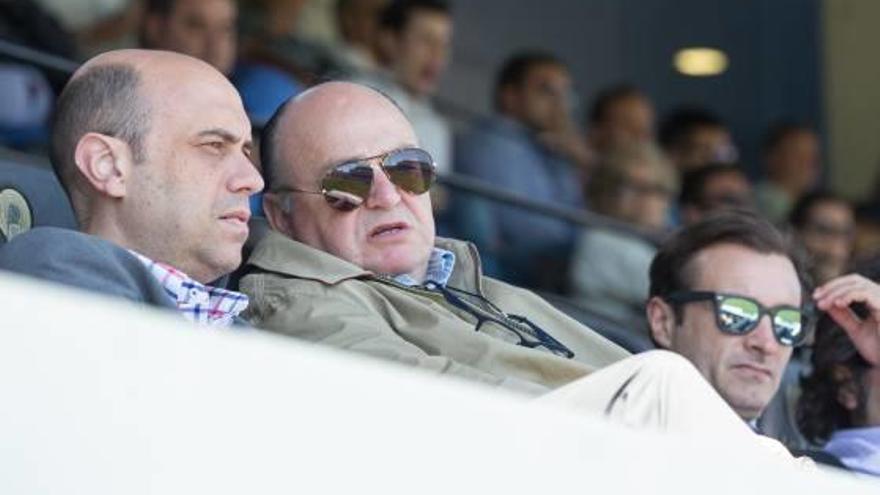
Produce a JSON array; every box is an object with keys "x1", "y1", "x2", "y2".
[
  {"x1": 365, "y1": 166, "x2": 402, "y2": 209},
  {"x1": 230, "y1": 155, "x2": 264, "y2": 195}
]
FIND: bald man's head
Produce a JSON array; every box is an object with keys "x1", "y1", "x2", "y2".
[
  {"x1": 51, "y1": 63, "x2": 148, "y2": 220},
  {"x1": 260, "y1": 81, "x2": 435, "y2": 282},
  {"x1": 51, "y1": 49, "x2": 234, "y2": 222},
  {"x1": 50, "y1": 49, "x2": 262, "y2": 283},
  {"x1": 260, "y1": 81, "x2": 412, "y2": 192}
]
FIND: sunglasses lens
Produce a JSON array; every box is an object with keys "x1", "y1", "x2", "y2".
[
  {"x1": 773, "y1": 308, "x2": 804, "y2": 346},
  {"x1": 385, "y1": 148, "x2": 436, "y2": 195},
  {"x1": 322, "y1": 164, "x2": 373, "y2": 211},
  {"x1": 717, "y1": 297, "x2": 760, "y2": 334}
]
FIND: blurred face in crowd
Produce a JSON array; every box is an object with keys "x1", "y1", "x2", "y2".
[
  {"x1": 798, "y1": 199, "x2": 855, "y2": 283},
  {"x1": 502, "y1": 63, "x2": 572, "y2": 133},
  {"x1": 681, "y1": 169, "x2": 753, "y2": 226},
  {"x1": 265, "y1": 82, "x2": 436, "y2": 281},
  {"x1": 592, "y1": 95, "x2": 655, "y2": 152},
  {"x1": 75, "y1": 51, "x2": 262, "y2": 283},
  {"x1": 675, "y1": 125, "x2": 735, "y2": 172},
  {"x1": 143, "y1": 0, "x2": 238, "y2": 76},
  {"x1": 767, "y1": 129, "x2": 821, "y2": 196},
  {"x1": 384, "y1": 8, "x2": 452, "y2": 97},
  {"x1": 339, "y1": 0, "x2": 388, "y2": 49},
  {"x1": 649, "y1": 243, "x2": 800, "y2": 420},
  {"x1": 613, "y1": 163, "x2": 673, "y2": 230}
]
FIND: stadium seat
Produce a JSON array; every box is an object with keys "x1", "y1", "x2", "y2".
[{"x1": 0, "y1": 147, "x2": 76, "y2": 244}]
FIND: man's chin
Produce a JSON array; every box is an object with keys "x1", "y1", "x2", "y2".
[{"x1": 724, "y1": 389, "x2": 772, "y2": 420}]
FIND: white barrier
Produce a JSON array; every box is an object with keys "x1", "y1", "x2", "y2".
[{"x1": 0, "y1": 272, "x2": 875, "y2": 493}]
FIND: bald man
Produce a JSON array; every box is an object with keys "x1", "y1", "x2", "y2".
[
  {"x1": 238, "y1": 82, "x2": 808, "y2": 456},
  {"x1": 0, "y1": 49, "x2": 263, "y2": 326}
]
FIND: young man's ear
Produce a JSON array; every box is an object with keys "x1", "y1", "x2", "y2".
[
  {"x1": 73, "y1": 133, "x2": 133, "y2": 199},
  {"x1": 831, "y1": 365, "x2": 860, "y2": 412},
  {"x1": 646, "y1": 296, "x2": 675, "y2": 349}
]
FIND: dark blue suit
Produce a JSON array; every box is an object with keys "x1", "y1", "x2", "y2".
[{"x1": 0, "y1": 227, "x2": 176, "y2": 309}]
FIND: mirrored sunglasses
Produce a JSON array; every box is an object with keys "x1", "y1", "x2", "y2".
[
  {"x1": 665, "y1": 290, "x2": 812, "y2": 346},
  {"x1": 271, "y1": 147, "x2": 436, "y2": 212}
]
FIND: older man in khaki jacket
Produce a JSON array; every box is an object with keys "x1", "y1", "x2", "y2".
[{"x1": 240, "y1": 82, "x2": 798, "y2": 452}]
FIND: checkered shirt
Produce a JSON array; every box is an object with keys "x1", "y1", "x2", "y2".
[{"x1": 130, "y1": 251, "x2": 249, "y2": 327}]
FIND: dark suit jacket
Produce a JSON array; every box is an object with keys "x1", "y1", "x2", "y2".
[{"x1": 0, "y1": 227, "x2": 176, "y2": 309}]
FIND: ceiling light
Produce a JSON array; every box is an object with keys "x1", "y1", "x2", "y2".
[{"x1": 674, "y1": 48, "x2": 728, "y2": 77}]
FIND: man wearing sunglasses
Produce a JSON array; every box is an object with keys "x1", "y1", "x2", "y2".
[
  {"x1": 646, "y1": 210, "x2": 812, "y2": 425},
  {"x1": 243, "y1": 80, "x2": 627, "y2": 393}
]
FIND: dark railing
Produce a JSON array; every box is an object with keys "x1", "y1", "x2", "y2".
[
  {"x1": 0, "y1": 38, "x2": 80, "y2": 75},
  {"x1": 0, "y1": 39, "x2": 663, "y2": 246}
]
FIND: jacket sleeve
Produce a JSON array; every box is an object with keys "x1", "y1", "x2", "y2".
[{"x1": 242, "y1": 275, "x2": 548, "y2": 396}]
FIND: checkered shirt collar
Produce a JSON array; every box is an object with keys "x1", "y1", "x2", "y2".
[
  {"x1": 130, "y1": 251, "x2": 249, "y2": 327},
  {"x1": 393, "y1": 248, "x2": 456, "y2": 287}
]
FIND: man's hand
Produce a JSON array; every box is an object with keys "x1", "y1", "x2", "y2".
[{"x1": 814, "y1": 274, "x2": 880, "y2": 365}]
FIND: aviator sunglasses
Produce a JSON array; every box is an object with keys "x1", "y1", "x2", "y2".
[
  {"x1": 271, "y1": 147, "x2": 436, "y2": 211},
  {"x1": 664, "y1": 291, "x2": 813, "y2": 346}
]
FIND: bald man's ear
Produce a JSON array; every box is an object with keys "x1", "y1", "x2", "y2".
[
  {"x1": 73, "y1": 133, "x2": 132, "y2": 199},
  {"x1": 646, "y1": 296, "x2": 675, "y2": 349},
  {"x1": 263, "y1": 193, "x2": 293, "y2": 237}
]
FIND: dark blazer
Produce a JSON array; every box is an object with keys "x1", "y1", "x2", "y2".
[{"x1": 0, "y1": 227, "x2": 176, "y2": 309}]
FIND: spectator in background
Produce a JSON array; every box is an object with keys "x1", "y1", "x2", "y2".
[
  {"x1": 570, "y1": 143, "x2": 676, "y2": 325},
  {"x1": 755, "y1": 122, "x2": 822, "y2": 223},
  {"x1": 331, "y1": 0, "x2": 388, "y2": 75},
  {"x1": 790, "y1": 192, "x2": 855, "y2": 285},
  {"x1": 455, "y1": 52, "x2": 584, "y2": 286},
  {"x1": 141, "y1": 0, "x2": 237, "y2": 76},
  {"x1": 798, "y1": 273, "x2": 880, "y2": 476},
  {"x1": 0, "y1": 0, "x2": 79, "y2": 148},
  {"x1": 855, "y1": 203, "x2": 880, "y2": 264},
  {"x1": 361, "y1": 0, "x2": 452, "y2": 176},
  {"x1": 141, "y1": 0, "x2": 303, "y2": 126},
  {"x1": 587, "y1": 84, "x2": 655, "y2": 158},
  {"x1": 36, "y1": 0, "x2": 141, "y2": 55},
  {"x1": 679, "y1": 163, "x2": 753, "y2": 226},
  {"x1": 659, "y1": 107, "x2": 737, "y2": 174},
  {"x1": 647, "y1": 211, "x2": 811, "y2": 427}
]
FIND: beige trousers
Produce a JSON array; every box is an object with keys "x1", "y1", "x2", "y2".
[{"x1": 539, "y1": 350, "x2": 805, "y2": 466}]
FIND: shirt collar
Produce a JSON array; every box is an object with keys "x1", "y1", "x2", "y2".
[
  {"x1": 393, "y1": 248, "x2": 456, "y2": 287},
  {"x1": 130, "y1": 251, "x2": 249, "y2": 327}
]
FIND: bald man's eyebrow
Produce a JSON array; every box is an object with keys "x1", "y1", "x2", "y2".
[
  {"x1": 318, "y1": 142, "x2": 414, "y2": 171},
  {"x1": 196, "y1": 128, "x2": 253, "y2": 155},
  {"x1": 197, "y1": 128, "x2": 242, "y2": 143}
]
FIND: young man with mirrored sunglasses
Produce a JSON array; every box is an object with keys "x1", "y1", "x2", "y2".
[{"x1": 647, "y1": 209, "x2": 812, "y2": 428}]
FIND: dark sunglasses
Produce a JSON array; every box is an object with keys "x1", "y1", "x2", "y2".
[
  {"x1": 664, "y1": 291, "x2": 813, "y2": 346},
  {"x1": 432, "y1": 284, "x2": 575, "y2": 358},
  {"x1": 271, "y1": 147, "x2": 436, "y2": 212}
]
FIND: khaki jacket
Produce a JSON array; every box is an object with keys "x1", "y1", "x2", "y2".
[{"x1": 240, "y1": 231, "x2": 630, "y2": 395}]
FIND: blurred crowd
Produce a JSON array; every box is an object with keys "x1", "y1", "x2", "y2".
[{"x1": 2, "y1": 0, "x2": 880, "y2": 475}]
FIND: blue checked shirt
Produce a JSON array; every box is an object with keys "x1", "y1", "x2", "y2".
[
  {"x1": 130, "y1": 252, "x2": 249, "y2": 327},
  {"x1": 393, "y1": 248, "x2": 456, "y2": 287}
]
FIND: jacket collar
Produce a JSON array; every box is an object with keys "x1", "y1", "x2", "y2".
[{"x1": 247, "y1": 229, "x2": 484, "y2": 292}]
